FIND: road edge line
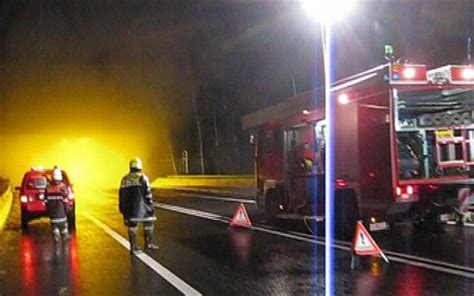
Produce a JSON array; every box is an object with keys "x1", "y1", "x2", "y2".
[{"x1": 84, "y1": 212, "x2": 202, "y2": 296}]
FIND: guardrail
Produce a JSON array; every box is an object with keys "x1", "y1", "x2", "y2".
[
  {"x1": 0, "y1": 178, "x2": 13, "y2": 230},
  {"x1": 151, "y1": 175, "x2": 255, "y2": 188}
]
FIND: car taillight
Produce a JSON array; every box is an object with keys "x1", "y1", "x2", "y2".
[
  {"x1": 20, "y1": 195, "x2": 28, "y2": 203},
  {"x1": 406, "y1": 185, "x2": 414, "y2": 195}
]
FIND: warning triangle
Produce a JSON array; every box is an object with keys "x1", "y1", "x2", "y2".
[
  {"x1": 352, "y1": 221, "x2": 388, "y2": 262},
  {"x1": 230, "y1": 203, "x2": 252, "y2": 228}
]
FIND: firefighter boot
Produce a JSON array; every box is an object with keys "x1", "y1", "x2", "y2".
[
  {"x1": 61, "y1": 223, "x2": 71, "y2": 241},
  {"x1": 144, "y1": 230, "x2": 159, "y2": 251},
  {"x1": 52, "y1": 227, "x2": 60, "y2": 243},
  {"x1": 128, "y1": 232, "x2": 141, "y2": 255}
]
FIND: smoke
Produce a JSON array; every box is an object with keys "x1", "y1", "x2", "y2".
[
  {"x1": 0, "y1": 3, "x2": 188, "y2": 189},
  {"x1": 0, "y1": 62, "x2": 176, "y2": 189}
]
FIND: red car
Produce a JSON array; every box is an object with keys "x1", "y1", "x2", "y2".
[{"x1": 16, "y1": 168, "x2": 76, "y2": 230}]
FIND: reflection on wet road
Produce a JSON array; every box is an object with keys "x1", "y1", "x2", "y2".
[{"x1": 0, "y1": 189, "x2": 473, "y2": 295}]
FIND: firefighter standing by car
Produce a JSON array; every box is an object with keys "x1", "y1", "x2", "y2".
[
  {"x1": 119, "y1": 157, "x2": 159, "y2": 254},
  {"x1": 45, "y1": 168, "x2": 71, "y2": 242}
]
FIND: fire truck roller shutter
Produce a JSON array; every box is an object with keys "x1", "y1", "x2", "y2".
[
  {"x1": 264, "y1": 186, "x2": 284, "y2": 225},
  {"x1": 334, "y1": 188, "x2": 360, "y2": 240}
]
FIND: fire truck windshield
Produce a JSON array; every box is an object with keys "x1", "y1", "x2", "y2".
[{"x1": 394, "y1": 88, "x2": 474, "y2": 182}]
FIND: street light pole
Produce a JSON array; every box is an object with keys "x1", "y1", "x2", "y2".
[{"x1": 301, "y1": 1, "x2": 356, "y2": 295}]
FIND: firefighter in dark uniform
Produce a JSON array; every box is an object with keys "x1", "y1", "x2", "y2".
[
  {"x1": 119, "y1": 157, "x2": 159, "y2": 254},
  {"x1": 45, "y1": 168, "x2": 70, "y2": 242}
]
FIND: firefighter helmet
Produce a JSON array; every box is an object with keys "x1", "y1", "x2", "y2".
[
  {"x1": 52, "y1": 168, "x2": 63, "y2": 182},
  {"x1": 129, "y1": 157, "x2": 143, "y2": 170}
]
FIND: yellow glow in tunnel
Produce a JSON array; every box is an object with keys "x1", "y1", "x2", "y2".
[
  {"x1": 0, "y1": 132, "x2": 166, "y2": 207},
  {"x1": 32, "y1": 137, "x2": 129, "y2": 191}
]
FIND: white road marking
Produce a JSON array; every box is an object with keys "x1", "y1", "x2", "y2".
[
  {"x1": 84, "y1": 213, "x2": 202, "y2": 296},
  {"x1": 155, "y1": 202, "x2": 474, "y2": 279},
  {"x1": 179, "y1": 193, "x2": 256, "y2": 204},
  {"x1": 446, "y1": 221, "x2": 474, "y2": 227}
]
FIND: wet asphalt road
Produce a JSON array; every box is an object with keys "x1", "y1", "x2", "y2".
[{"x1": 0, "y1": 188, "x2": 473, "y2": 295}]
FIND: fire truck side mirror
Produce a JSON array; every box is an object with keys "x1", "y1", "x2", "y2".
[{"x1": 249, "y1": 134, "x2": 255, "y2": 145}]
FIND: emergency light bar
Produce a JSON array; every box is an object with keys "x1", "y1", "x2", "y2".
[
  {"x1": 389, "y1": 64, "x2": 428, "y2": 85},
  {"x1": 427, "y1": 65, "x2": 474, "y2": 85}
]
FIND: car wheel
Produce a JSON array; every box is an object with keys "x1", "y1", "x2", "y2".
[
  {"x1": 21, "y1": 210, "x2": 29, "y2": 231},
  {"x1": 67, "y1": 210, "x2": 76, "y2": 230}
]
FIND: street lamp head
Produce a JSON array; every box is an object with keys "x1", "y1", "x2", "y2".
[{"x1": 301, "y1": 0, "x2": 357, "y2": 24}]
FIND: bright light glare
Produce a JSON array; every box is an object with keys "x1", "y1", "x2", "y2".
[
  {"x1": 301, "y1": 0, "x2": 357, "y2": 24},
  {"x1": 338, "y1": 93, "x2": 349, "y2": 104},
  {"x1": 20, "y1": 195, "x2": 28, "y2": 203},
  {"x1": 403, "y1": 67, "x2": 416, "y2": 79},
  {"x1": 396, "y1": 186, "x2": 402, "y2": 196},
  {"x1": 462, "y1": 68, "x2": 474, "y2": 80}
]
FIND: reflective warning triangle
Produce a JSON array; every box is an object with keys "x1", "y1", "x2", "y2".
[
  {"x1": 352, "y1": 221, "x2": 389, "y2": 262},
  {"x1": 230, "y1": 203, "x2": 252, "y2": 228}
]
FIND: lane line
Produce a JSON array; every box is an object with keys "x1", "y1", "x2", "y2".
[
  {"x1": 155, "y1": 202, "x2": 474, "y2": 279},
  {"x1": 84, "y1": 212, "x2": 202, "y2": 296},
  {"x1": 176, "y1": 193, "x2": 256, "y2": 204}
]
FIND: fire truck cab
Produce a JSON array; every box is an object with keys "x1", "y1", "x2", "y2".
[{"x1": 242, "y1": 60, "x2": 474, "y2": 234}]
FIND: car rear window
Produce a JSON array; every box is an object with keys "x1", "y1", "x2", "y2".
[{"x1": 26, "y1": 176, "x2": 48, "y2": 189}]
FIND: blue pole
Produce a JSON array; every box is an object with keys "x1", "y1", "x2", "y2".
[{"x1": 323, "y1": 23, "x2": 335, "y2": 296}]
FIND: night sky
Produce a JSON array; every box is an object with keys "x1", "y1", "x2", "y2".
[{"x1": 0, "y1": 0, "x2": 473, "y2": 179}]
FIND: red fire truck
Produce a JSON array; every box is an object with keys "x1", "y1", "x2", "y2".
[{"x1": 242, "y1": 58, "x2": 474, "y2": 235}]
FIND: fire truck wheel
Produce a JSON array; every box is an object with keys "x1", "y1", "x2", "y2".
[
  {"x1": 264, "y1": 188, "x2": 283, "y2": 225},
  {"x1": 334, "y1": 188, "x2": 359, "y2": 240}
]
